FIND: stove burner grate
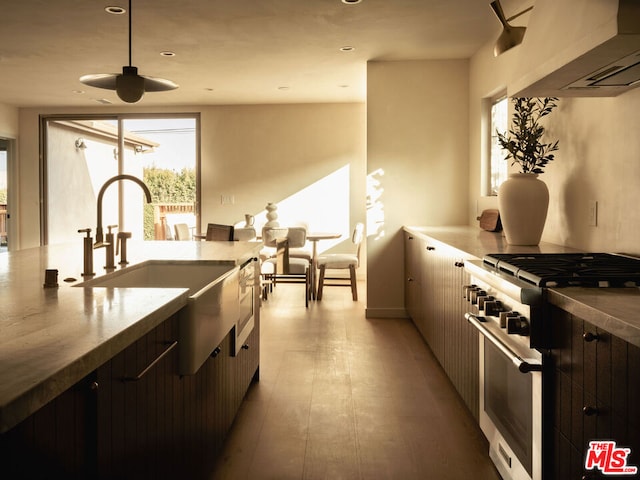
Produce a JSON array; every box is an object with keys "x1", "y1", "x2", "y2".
[{"x1": 483, "y1": 253, "x2": 640, "y2": 287}]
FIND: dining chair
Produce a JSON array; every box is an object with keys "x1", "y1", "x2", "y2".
[
  {"x1": 205, "y1": 223, "x2": 235, "y2": 241},
  {"x1": 261, "y1": 226, "x2": 312, "y2": 307},
  {"x1": 316, "y1": 223, "x2": 364, "y2": 301},
  {"x1": 233, "y1": 226, "x2": 257, "y2": 241},
  {"x1": 174, "y1": 223, "x2": 192, "y2": 241}
]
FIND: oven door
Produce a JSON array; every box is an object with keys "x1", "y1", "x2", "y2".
[{"x1": 467, "y1": 313, "x2": 542, "y2": 480}]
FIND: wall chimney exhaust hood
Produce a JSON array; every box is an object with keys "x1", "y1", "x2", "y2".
[{"x1": 509, "y1": 0, "x2": 640, "y2": 98}]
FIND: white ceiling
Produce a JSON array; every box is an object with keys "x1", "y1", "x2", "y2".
[{"x1": 0, "y1": 0, "x2": 531, "y2": 108}]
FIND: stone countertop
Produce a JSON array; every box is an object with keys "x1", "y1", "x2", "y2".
[
  {"x1": 404, "y1": 226, "x2": 640, "y2": 348},
  {"x1": 404, "y1": 225, "x2": 581, "y2": 259},
  {"x1": 0, "y1": 240, "x2": 262, "y2": 433}
]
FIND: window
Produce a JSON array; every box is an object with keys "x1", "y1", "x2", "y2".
[
  {"x1": 41, "y1": 114, "x2": 199, "y2": 245},
  {"x1": 489, "y1": 95, "x2": 508, "y2": 196}
]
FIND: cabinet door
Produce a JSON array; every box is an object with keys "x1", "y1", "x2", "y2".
[
  {"x1": 404, "y1": 231, "x2": 423, "y2": 323},
  {"x1": 96, "y1": 314, "x2": 180, "y2": 480},
  {"x1": 549, "y1": 305, "x2": 640, "y2": 480}
]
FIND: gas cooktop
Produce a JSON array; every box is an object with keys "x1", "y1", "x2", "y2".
[{"x1": 483, "y1": 253, "x2": 640, "y2": 288}]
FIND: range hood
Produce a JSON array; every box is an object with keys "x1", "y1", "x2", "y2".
[{"x1": 509, "y1": 0, "x2": 640, "y2": 97}]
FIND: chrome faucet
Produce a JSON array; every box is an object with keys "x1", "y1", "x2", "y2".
[{"x1": 94, "y1": 174, "x2": 152, "y2": 265}]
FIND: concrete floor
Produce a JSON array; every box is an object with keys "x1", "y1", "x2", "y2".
[{"x1": 211, "y1": 279, "x2": 501, "y2": 479}]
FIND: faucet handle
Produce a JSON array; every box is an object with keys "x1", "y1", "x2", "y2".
[
  {"x1": 117, "y1": 231, "x2": 132, "y2": 264},
  {"x1": 106, "y1": 224, "x2": 118, "y2": 235},
  {"x1": 78, "y1": 228, "x2": 92, "y2": 238}
]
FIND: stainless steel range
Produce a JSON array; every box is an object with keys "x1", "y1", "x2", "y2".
[{"x1": 464, "y1": 252, "x2": 640, "y2": 480}]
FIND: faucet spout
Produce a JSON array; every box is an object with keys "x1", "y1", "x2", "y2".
[{"x1": 95, "y1": 174, "x2": 152, "y2": 245}]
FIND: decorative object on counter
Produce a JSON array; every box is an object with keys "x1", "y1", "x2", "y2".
[
  {"x1": 497, "y1": 97, "x2": 559, "y2": 245},
  {"x1": 244, "y1": 214, "x2": 255, "y2": 227},
  {"x1": 264, "y1": 202, "x2": 279, "y2": 228},
  {"x1": 477, "y1": 209, "x2": 502, "y2": 232},
  {"x1": 43, "y1": 269, "x2": 59, "y2": 288}
]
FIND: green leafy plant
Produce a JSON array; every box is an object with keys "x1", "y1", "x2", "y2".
[{"x1": 497, "y1": 97, "x2": 559, "y2": 174}]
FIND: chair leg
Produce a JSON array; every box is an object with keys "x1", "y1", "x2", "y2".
[
  {"x1": 349, "y1": 264, "x2": 358, "y2": 301},
  {"x1": 317, "y1": 265, "x2": 326, "y2": 300},
  {"x1": 305, "y1": 268, "x2": 310, "y2": 308}
]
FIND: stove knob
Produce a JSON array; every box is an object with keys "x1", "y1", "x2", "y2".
[
  {"x1": 507, "y1": 316, "x2": 530, "y2": 336},
  {"x1": 471, "y1": 290, "x2": 486, "y2": 305},
  {"x1": 499, "y1": 311, "x2": 519, "y2": 328},
  {"x1": 477, "y1": 294, "x2": 493, "y2": 310},
  {"x1": 463, "y1": 285, "x2": 478, "y2": 301},
  {"x1": 483, "y1": 300, "x2": 503, "y2": 317}
]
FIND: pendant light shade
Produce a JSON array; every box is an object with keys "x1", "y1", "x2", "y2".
[
  {"x1": 490, "y1": 0, "x2": 531, "y2": 56},
  {"x1": 79, "y1": 0, "x2": 178, "y2": 103}
]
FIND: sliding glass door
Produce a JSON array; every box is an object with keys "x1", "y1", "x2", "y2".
[{"x1": 42, "y1": 114, "x2": 199, "y2": 245}]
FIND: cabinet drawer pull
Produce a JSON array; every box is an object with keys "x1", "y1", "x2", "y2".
[
  {"x1": 122, "y1": 341, "x2": 178, "y2": 382},
  {"x1": 210, "y1": 346, "x2": 222, "y2": 358},
  {"x1": 426, "y1": 246, "x2": 435, "y2": 251},
  {"x1": 583, "y1": 406, "x2": 599, "y2": 416},
  {"x1": 454, "y1": 261, "x2": 464, "y2": 268},
  {"x1": 242, "y1": 344, "x2": 250, "y2": 350},
  {"x1": 583, "y1": 332, "x2": 599, "y2": 342}
]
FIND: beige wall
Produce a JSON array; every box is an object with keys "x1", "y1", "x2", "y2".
[
  {"x1": 470, "y1": 41, "x2": 640, "y2": 256},
  {"x1": 366, "y1": 60, "x2": 470, "y2": 317},
  {"x1": 14, "y1": 104, "x2": 366, "y2": 256},
  {"x1": 0, "y1": 103, "x2": 19, "y2": 138}
]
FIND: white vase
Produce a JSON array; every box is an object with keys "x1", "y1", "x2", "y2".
[
  {"x1": 264, "y1": 202, "x2": 279, "y2": 228},
  {"x1": 498, "y1": 173, "x2": 549, "y2": 245}
]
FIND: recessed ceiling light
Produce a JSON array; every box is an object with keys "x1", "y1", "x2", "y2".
[
  {"x1": 278, "y1": 86, "x2": 290, "y2": 91},
  {"x1": 93, "y1": 98, "x2": 113, "y2": 105},
  {"x1": 160, "y1": 51, "x2": 176, "y2": 57},
  {"x1": 72, "y1": 89, "x2": 85, "y2": 95},
  {"x1": 338, "y1": 85, "x2": 349, "y2": 88},
  {"x1": 341, "y1": 0, "x2": 362, "y2": 4},
  {"x1": 105, "y1": 6, "x2": 126, "y2": 15},
  {"x1": 204, "y1": 88, "x2": 214, "y2": 92},
  {"x1": 340, "y1": 46, "x2": 355, "y2": 52}
]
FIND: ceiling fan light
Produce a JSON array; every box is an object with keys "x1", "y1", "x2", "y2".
[{"x1": 116, "y1": 66, "x2": 145, "y2": 103}]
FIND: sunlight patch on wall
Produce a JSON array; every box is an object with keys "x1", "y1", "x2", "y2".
[
  {"x1": 367, "y1": 168, "x2": 385, "y2": 241},
  {"x1": 254, "y1": 165, "x2": 350, "y2": 253}
]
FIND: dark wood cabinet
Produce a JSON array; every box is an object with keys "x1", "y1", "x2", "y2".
[
  {"x1": 1, "y1": 300, "x2": 260, "y2": 479},
  {"x1": 548, "y1": 304, "x2": 640, "y2": 479},
  {"x1": 404, "y1": 231, "x2": 478, "y2": 420}
]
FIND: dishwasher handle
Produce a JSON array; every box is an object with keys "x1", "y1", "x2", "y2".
[{"x1": 465, "y1": 312, "x2": 542, "y2": 373}]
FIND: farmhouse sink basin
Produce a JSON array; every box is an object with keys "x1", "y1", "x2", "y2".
[{"x1": 77, "y1": 261, "x2": 240, "y2": 375}]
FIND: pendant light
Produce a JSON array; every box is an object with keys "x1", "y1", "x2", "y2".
[
  {"x1": 490, "y1": 0, "x2": 533, "y2": 57},
  {"x1": 80, "y1": 0, "x2": 178, "y2": 103}
]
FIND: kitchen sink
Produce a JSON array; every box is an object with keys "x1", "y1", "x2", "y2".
[{"x1": 76, "y1": 261, "x2": 240, "y2": 375}]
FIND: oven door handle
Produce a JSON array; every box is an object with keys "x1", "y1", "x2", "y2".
[{"x1": 465, "y1": 312, "x2": 542, "y2": 373}]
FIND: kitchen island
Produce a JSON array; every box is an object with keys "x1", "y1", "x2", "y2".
[{"x1": 0, "y1": 240, "x2": 262, "y2": 479}]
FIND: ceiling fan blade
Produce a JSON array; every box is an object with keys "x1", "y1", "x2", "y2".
[
  {"x1": 141, "y1": 76, "x2": 179, "y2": 92},
  {"x1": 79, "y1": 73, "x2": 118, "y2": 90}
]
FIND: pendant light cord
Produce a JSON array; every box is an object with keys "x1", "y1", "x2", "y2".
[{"x1": 128, "y1": 0, "x2": 132, "y2": 67}]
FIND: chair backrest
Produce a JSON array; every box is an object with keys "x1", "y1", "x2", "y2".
[
  {"x1": 233, "y1": 226, "x2": 257, "y2": 241},
  {"x1": 174, "y1": 223, "x2": 191, "y2": 241},
  {"x1": 261, "y1": 226, "x2": 306, "y2": 248},
  {"x1": 206, "y1": 223, "x2": 234, "y2": 241}
]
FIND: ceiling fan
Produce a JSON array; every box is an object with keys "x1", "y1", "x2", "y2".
[{"x1": 79, "y1": 0, "x2": 178, "y2": 103}]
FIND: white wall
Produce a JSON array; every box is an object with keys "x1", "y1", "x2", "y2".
[
  {"x1": 16, "y1": 104, "x2": 366, "y2": 257},
  {"x1": 0, "y1": 103, "x2": 19, "y2": 138},
  {"x1": 469, "y1": 41, "x2": 640, "y2": 256},
  {"x1": 366, "y1": 59, "x2": 470, "y2": 317}
]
